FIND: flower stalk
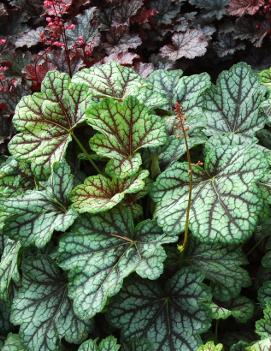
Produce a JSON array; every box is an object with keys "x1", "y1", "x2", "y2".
[{"x1": 175, "y1": 102, "x2": 193, "y2": 253}]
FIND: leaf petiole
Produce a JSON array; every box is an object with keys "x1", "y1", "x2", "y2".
[
  {"x1": 175, "y1": 102, "x2": 193, "y2": 253},
  {"x1": 71, "y1": 131, "x2": 101, "y2": 174}
]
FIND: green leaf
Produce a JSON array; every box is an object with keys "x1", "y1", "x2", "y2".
[
  {"x1": 72, "y1": 62, "x2": 168, "y2": 110},
  {"x1": 147, "y1": 71, "x2": 210, "y2": 166},
  {"x1": 147, "y1": 69, "x2": 210, "y2": 116},
  {"x1": 175, "y1": 72, "x2": 211, "y2": 117},
  {"x1": 197, "y1": 341, "x2": 224, "y2": 351},
  {"x1": 210, "y1": 297, "x2": 254, "y2": 323},
  {"x1": 72, "y1": 62, "x2": 144, "y2": 100},
  {"x1": 2, "y1": 334, "x2": 26, "y2": 351},
  {"x1": 0, "y1": 236, "x2": 21, "y2": 300},
  {"x1": 108, "y1": 267, "x2": 211, "y2": 351},
  {"x1": 151, "y1": 136, "x2": 268, "y2": 243},
  {"x1": 251, "y1": 305, "x2": 271, "y2": 351},
  {"x1": 258, "y1": 281, "x2": 271, "y2": 307},
  {"x1": 11, "y1": 255, "x2": 91, "y2": 351},
  {"x1": 0, "y1": 157, "x2": 34, "y2": 229},
  {"x1": 259, "y1": 67, "x2": 271, "y2": 90},
  {"x1": 0, "y1": 157, "x2": 33, "y2": 198},
  {"x1": 255, "y1": 305, "x2": 271, "y2": 340},
  {"x1": 157, "y1": 133, "x2": 207, "y2": 166},
  {"x1": 122, "y1": 339, "x2": 153, "y2": 351},
  {"x1": 147, "y1": 69, "x2": 183, "y2": 109},
  {"x1": 186, "y1": 241, "x2": 250, "y2": 301},
  {"x1": 247, "y1": 339, "x2": 271, "y2": 351},
  {"x1": 1, "y1": 161, "x2": 77, "y2": 248},
  {"x1": 230, "y1": 340, "x2": 250, "y2": 351},
  {"x1": 209, "y1": 303, "x2": 232, "y2": 320},
  {"x1": 56, "y1": 206, "x2": 176, "y2": 320},
  {"x1": 203, "y1": 63, "x2": 267, "y2": 137},
  {"x1": 78, "y1": 336, "x2": 120, "y2": 351},
  {"x1": 70, "y1": 170, "x2": 148, "y2": 214},
  {"x1": 87, "y1": 97, "x2": 167, "y2": 178},
  {"x1": 8, "y1": 71, "x2": 92, "y2": 175},
  {"x1": 135, "y1": 82, "x2": 170, "y2": 110}
]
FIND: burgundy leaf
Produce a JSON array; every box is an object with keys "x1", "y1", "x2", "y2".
[
  {"x1": 14, "y1": 27, "x2": 44, "y2": 48},
  {"x1": 104, "y1": 31, "x2": 142, "y2": 54},
  {"x1": 160, "y1": 29, "x2": 209, "y2": 60},
  {"x1": 234, "y1": 17, "x2": 270, "y2": 47},
  {"x1": 113, "y1": 0, "x2": 144, "y2": 25},
  {"x1": 102, "y1": 52, "x2": 139, "y2": 65},
  {"x1": 228, "y1": 0, "x2": 264, "y2": 16},
  {"x1": 132, "y1": 8, "x2": 157, "y2": 24},
  {"x1": 23, "y1": 61, "x2": 57, "y2": 91},
  {"x1": 66, "y1": 7, "x2": 101, "y2": 49}
]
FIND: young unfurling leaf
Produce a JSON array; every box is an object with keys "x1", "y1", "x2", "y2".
[
  {"x1": 2, "y1": 334, "x2": 26, "y2": 351},
  {"x1": 87, "y1": 97, "x2": 167, "y2": 178},
  {"x1": 71, "y1": 170, "x2": 149, "y2": 214},
  {"x1": 78, "y1": 336, "x2": 120, "y2": 351}
]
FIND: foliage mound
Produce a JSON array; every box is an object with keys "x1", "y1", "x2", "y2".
[{"x1": 1, "y1": 60, "x2": 271, "y2": 350}]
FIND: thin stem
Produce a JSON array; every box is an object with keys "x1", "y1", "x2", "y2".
[
  {"x1": 52, "y1": 1, "x2": 72, "y2": 77},
  {"x1": 151, "y1": 153, "x2": 160, "y2": 179},
  {"x1": 61, "y1": 27, "x2": 72, "y2": 77},
  {"x1": 71, "y1": 131, "x2": 101, "y2": 174},
  {"x1": 175, "y1": 103, "x2": 193, "y2": 253},
  {"x1": 246, "y1": 233, "x2": 269, "y2": 256},
  {"x1": 111, "y1": 233, "x2": 134, "y2": 243}
]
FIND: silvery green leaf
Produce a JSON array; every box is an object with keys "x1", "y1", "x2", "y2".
[
  {"x1": 151, "y1": 136, "x2": 268, "y2": 243},
  {"x1": 11, "y1": 255, "x2": 92, "y2": 351},
  {"x1": 257, "y1": 308, "x2": 271, "y2": 338},
  {"x1": 1, "y1": 161, "x2": 77, "y2": 248},
  {"x1": 56, "y1": 206, "x2": 176, "y2": 320},
  {"x1": 186, "y1": 240, "x2": 250, "y2": 301},
  {"x1": 9, "y1": 71, "x2": 92, "y2": 175},
  {"x1": 2, "y1": 334, "x2": 26, "y2": 351},
  {"x1": 203, "y1": 63, "x2": 267, "y2": 137},
  {"x1": 108, "y1": 267, "x2": 211, "y2": 351},
  {"x1": 197, "y1": 341, "x2": 224, "y2": 351},
  {"x1": 258, "y1": 281, "x2": 271, "y2": 307},
  {"x1": 0, "y1": 236, "x2": 21, "y2": 300},
  {"x1": 78, "y1": 336, "x2": 120, "y2": 351},
  {"x1": 72, "y1": 62, "x2": 145, "y2": 100},
  {"x1": 210, "y1": 297, "x2": 254, "y2": 323}
]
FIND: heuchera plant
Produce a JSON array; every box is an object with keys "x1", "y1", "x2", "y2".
[{"x1": 1, "y1": 61, "x2": 271, "y2": 351}]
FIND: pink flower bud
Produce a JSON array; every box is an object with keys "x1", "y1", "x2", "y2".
[
  {"x1": 0, "y1": 65, "x2": 9, "y2": 72},
  {"x1": 65, "y1": 24, "x2": 76, "y2": 30},
  {"x1": 52, "y1": 41, "x2": 64, "y2": 47}
]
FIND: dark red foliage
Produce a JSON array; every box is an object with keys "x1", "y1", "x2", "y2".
[{"x1": 0, "y1": 0, "x2": 271, "y2": 155}]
